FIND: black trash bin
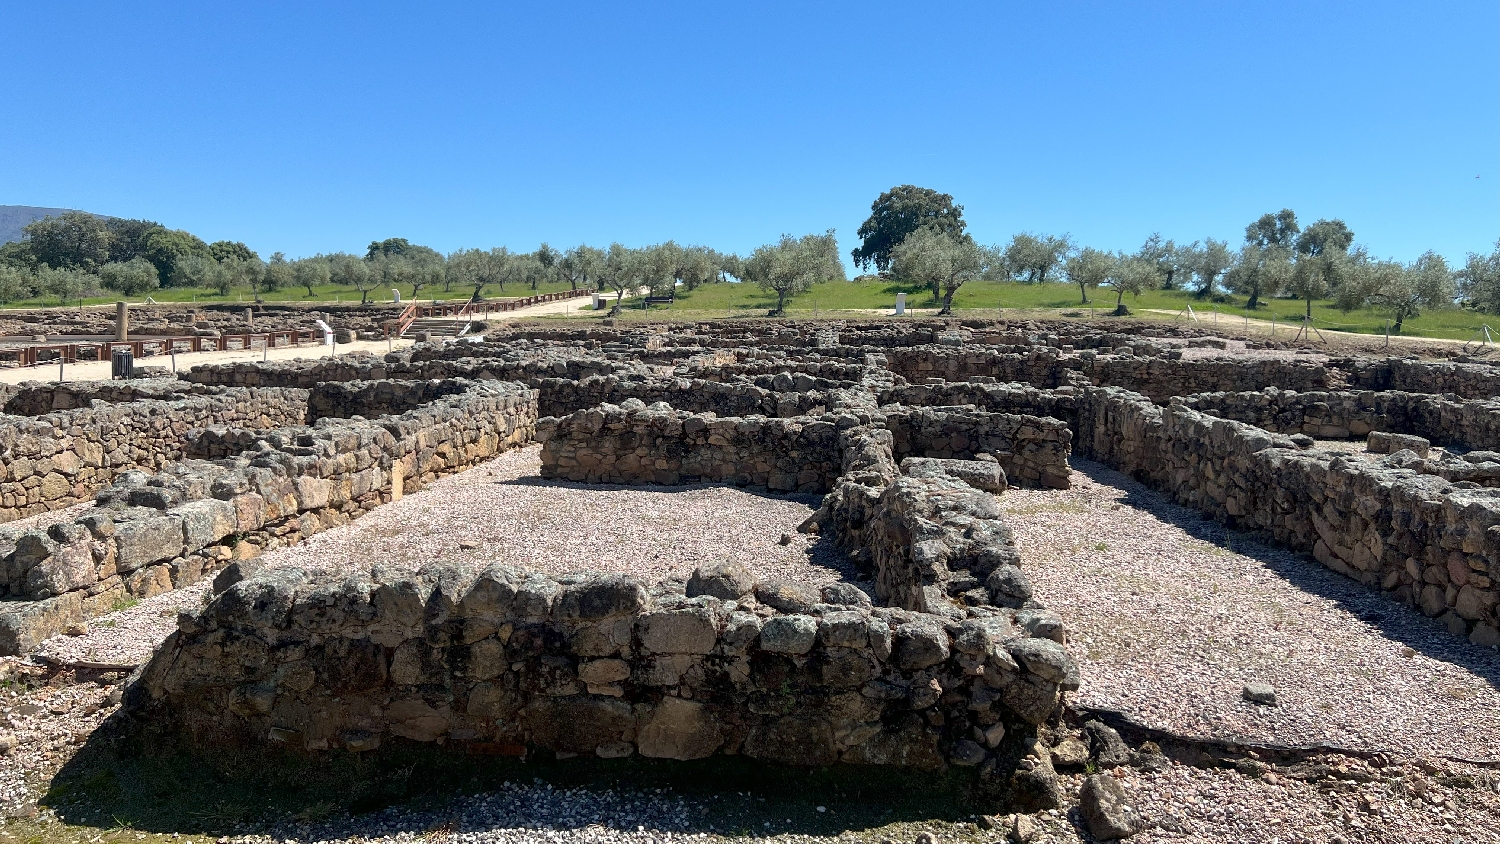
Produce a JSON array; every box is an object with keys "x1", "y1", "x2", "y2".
[{"x1": 111, "y1": 348, "x2": 134, "y2": 380}]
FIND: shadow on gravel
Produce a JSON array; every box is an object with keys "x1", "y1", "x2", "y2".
[
  {"x1": 45, "y1": 730, "x2": 980, "y2": 840},
  {"x1": 1070, "y1": 457, "x2": 1500, "y2": 693}
]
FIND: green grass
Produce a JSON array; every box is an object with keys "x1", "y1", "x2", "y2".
[
  {"x1": 0, "y1": 279, "x2": 586, "y2": 310},
  {"x1": 585, "y1": 279, "x2": 1498, "y2": 341}
]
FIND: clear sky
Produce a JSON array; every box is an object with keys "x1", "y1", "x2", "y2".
[{"x1": 2, "y1": 1, "x2": 1496, "y2": 269}]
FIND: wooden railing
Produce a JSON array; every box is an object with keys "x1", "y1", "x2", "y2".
[
  {"x1": 0, "y1": 330, "x2": 318, "y2": 368},
  {"x1": 385, "y1": 288, "x2": 596, "y2": 337}
]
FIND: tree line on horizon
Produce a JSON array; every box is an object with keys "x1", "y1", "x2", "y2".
[
  {"x1": 853, "y1": 185, "x2": 1500, "y2": 330},
  {"x1": 1, "y1": 197, "x2": 1496, "y2": 330}
]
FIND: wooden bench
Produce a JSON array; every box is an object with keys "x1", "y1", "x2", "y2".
[{"x1": 643, "y1": 294, "x2": 675, "y2": 308}]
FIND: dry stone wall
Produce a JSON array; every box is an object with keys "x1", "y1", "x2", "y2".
[
  {"x1": 537, "y1": 402, "x2": 845, "y2": 492},
  {"x1": 0, "y1": 379, "x2": 536, "y2": 654},
  {"x1": 1183, "y1": 388, "x2": 1500, "y2": 451},
  {"x1": 0, "y1": 387, "x2": 309, "y2": 524},
  {"x1": 879, "y1": 407, "x2": 1073, "y2": 489},
  {"x1": 1073, "y1": 387, "x2": 1500, "y2": 647},
  {"x1": 121, "y1": 559, "x2": 1076, "y2": 809}
]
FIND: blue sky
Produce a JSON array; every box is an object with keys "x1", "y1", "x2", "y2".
[{"x1": 1, "y1": 1, "x2": 1495, "y2": 269}]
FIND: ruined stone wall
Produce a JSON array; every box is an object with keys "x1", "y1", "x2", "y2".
[
  {"x1": 1073, "y1": 387, "x2": 1500, "y2": 646},
  {"x1": 0, "y1": 380, "x2": 536, "y2": 654},
  {"x1": 306, "y1": 378, "x2": 475, "y2": 423},
  {"x1": 886, "y1": 348, "x2": 1078, "y2": 389},
  {"x1": 121, "y1": 559, "x2": 1074, "y2": 808},
  {"x1": 0, "y1": 379, "x2": 222, "y2": 416},
  {"x1": 534, "y1": 375, "x2": 844, "y2": 420},
  {"x1": 537, "y1": 403, "x2": 842, "y2": 493},
  {"x1": 879, "y1": 382, "x2": 1078, "y2": 426},
  {"x1": 1342, "y1": 358, "x2": 1500, "y2": 399},
  {"x1": 1080, "y1": 354, "x2": 1334, "y2": 403},
  {"x1": 880, "y1": 407, "x2": 1073, "y2": 490},
  {"x1": 1183, "y1": 388, "x2": 1500, "y2": 451},
  {"x1": 0, "y1": 388, "x2": 309, "y2": 524}
]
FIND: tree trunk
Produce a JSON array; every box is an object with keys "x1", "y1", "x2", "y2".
[
  {"x1": 938, "y1": 288, "x2": 955, "y2": 316},
  {"x1": 471, "y1": 285, "x2": 484, "y2": 303},
  {"x1": 412, "y1": 284, "x2": 424, "y2": 300},
  {"x1": 1246, "y1": 282, "x2": 1261, "y2": 310},
  {"x1": 360, "y1": 288, "x2": 370, "y2": 305},
  {"x1": 304, "y1": 284, "x2": 315, "y2": 298},
  {"x1": 1079, "y1": 281, "x2": 1089, "y2": 304},
  {"x1": 774, "y1": 287, "x2": 788, "y2": 316}
]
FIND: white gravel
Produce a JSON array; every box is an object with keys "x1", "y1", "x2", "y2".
[
  {"x1": 245, "y1": 444, "x2": 848, "y2": 585},
  {"x1": 1002, "y1": 457, "x2": 1500, "y2": 761}
]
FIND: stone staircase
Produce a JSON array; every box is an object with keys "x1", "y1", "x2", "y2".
[{"x1": 404, "y1": 318, "x2": 471, "y2": 339}]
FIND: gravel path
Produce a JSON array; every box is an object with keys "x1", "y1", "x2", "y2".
[{"x1": 1002, "y1": 458, "x2": 1500, "y2": 760}]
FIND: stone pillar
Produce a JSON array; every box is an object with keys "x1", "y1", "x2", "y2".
[
  {"x1": 243, "y1": 307, "x2": 254, "y2": 327},
  {"x1": 115, "y1": 301, "x2": 129, "y2": 341}
]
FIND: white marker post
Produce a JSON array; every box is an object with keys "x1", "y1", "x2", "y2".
[{"x1": 895, "y1": 293, "x2": 906, "y2": 316}]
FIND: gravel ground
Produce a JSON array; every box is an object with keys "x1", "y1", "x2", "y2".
[
  {"x1": 1002, "y1": 457, "x2": 1500, "y2": 760},
  {"x1": 34, "y1": 445, "x2": 853, "y2": 668}
]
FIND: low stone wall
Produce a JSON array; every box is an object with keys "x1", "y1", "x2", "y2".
[
  {"x1": 880, "y1": 382, "x2": 1077, "y2": 424},
  {"x1": 1342, "y1": 357, "x2": 1500, "y2": 399},
  {"x1": 880, "y1": 407, "x2": 1073, "y2": 489},
  {"x1": 537, "y1": 402, "x2": 843, "y2": 493},
  {"x1": 1074, "y1": 387, "x2": 1500, "y2": 646},
  {"x1": 534, "y1": 375, "x2": 830, "y2": 420},
  {"x1": 0, "y1": 379, "x2": 537, "y2": 654},
  {"x1": 1081, "y1": 354, "x2": 1334, "y2": 403},
  {"x1": 0, "y1": 388, "x2": 309, "y2": 525},
  {"x1": 122, "y1": 557, "x2": 1075, "y2": 809},
  {"x1": 1183, "y1": 388, "x2": 1500, "y2": 451},
  {"x1": 307, "y1": 378, "x2": 475, "y2": 423},
  {"x1": 0, "y1": 379, "x2": 223, "y2": 415}
]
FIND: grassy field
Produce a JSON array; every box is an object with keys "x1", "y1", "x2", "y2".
[
  {"x1": 7, "y1": 276, "x2": 1498, "y2": 342},
  {"x1": 590, "y1": 279, "x2": 1500, "y2": 342}
]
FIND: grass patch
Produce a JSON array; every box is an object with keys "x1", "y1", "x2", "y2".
[
  {"x1": 556, "y1": 279, "x2": 1499, "y2": 341},
  {"x1": 106, "y1": 596, "x2": 139, "y2": 613}
]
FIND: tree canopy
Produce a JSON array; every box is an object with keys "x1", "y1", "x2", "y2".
[
  {"x1": 889, "y1": 228, "x2": 988, "y2": 315},
  {"x1": 745, "y1": 230, "x2": 844, "y2": 316},
  {"x1": 851, "y1": 186, "x2": 965, "y2": 273},
  {"x1": 1002, "y1": 233, "x2": 1072, "y2": 285},
  {"x1": 1062, "y1": 247, "x2": 1113, "y2": 304}
]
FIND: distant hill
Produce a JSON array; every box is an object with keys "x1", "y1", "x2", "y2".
[{"x1": 0, "y1": 205, "x2": 114, "y2": 245}]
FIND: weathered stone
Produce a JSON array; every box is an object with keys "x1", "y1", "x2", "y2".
[
  {"x1": 758, "y1": 615, "x2": 818, "y2": 655},
  {"x1": 685, "y1": 562, "x2": 755, "y2": 600},
  {"x1": 636, "y1": 697, "x2": 723, "y2": 760},
  {"x1": 1079, "y1": 774, "x2": 1141, "y2": 840}
]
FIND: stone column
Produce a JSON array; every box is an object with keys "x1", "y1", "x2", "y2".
[
  {"x1": 243, "y1": 307, "x2": 254, "y2": 327},
  {"x1": 115, "y1": 301, "x2": 129, "y2": 341}
]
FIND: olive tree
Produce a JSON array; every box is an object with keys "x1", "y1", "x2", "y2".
[
  {"x1": 23, "y1": 211, "x2": 112, "y2": 271},
  {"x1": 743, "y1": 230, "x2": 844, "y2": 316},
  {"x1": 98, "y1": 257, "x2": 160, "y2": 296},
  {"x1": 1002, "y1": 233, "x2": 1073, "y2": 285},
  {"x1": 1062, "y1": 246, "x2": 1113, "y2": 304},
  {"x1": 1226, "y1": 244, "x2": 1292, "y2": 309},
  {"x1": 1104, "y1": 254, "x2": 1162, "y2": 315},
  {"x1": 596, "y1": 243, "x2": 640, "y2": 307},
  {"x1": 36, "y1": 266, "x2": 98, "y2": 304},
  {"x1": 0, "y1": 265, "x2": 35, "y2": 304},
  {"x1": 1366, "y1": 252, "x2": 1455, "y2": 333},
  {"x1": 889, "y1": 228, "x2": 988, "y2": 315},
  {"x1": 559, "y1": 244, "x2": 604, "y2": 291},
  {"x1": 293, "y1": 257, "x2": 331, "y2": 297},
  {"x1": 1182, "y1": 238, "x2": 1233, "y2": 299},
  {"x1": 1136, "y1": 234, "x2": 1184, "y2": 290},
  {"x1": 1457, "y1": 240, "x2": 1500, "y2": 313}
]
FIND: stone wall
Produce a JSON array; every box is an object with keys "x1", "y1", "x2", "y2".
[
  {"x1": 537, "y1": 402, "x2": 844, "y2": 493},
  {"x1": 0, "y1": 388, "x2": 309, "y2": 524},
  {"x1": 122, "y1": 555, "x2": 1074, "y2": 808},
  {"x1": 0, "y1": 379, "x2": 221, "y2": 416},
  {"x1": 1183, "y1": 388, "x2": 1500, "y2": 451},
  {"x1": 879, "y1": 407, "x2": 1073, "y2": 489},
  {"x1": 307, "y1": 378, "x2": 475, "y2": 423},
  {"x1": 1342, "y1": 357, "x2": 1500, "y2": 399},
  {"x1": 534, "y1": 375, "x2": 830, "y2": 420},
  {"x1": 1073, "y1": 387, "x2": 1500, "y2": 647},
  {"x1": 0, "y1": 379, "x2": 537, "y2": 654}
]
